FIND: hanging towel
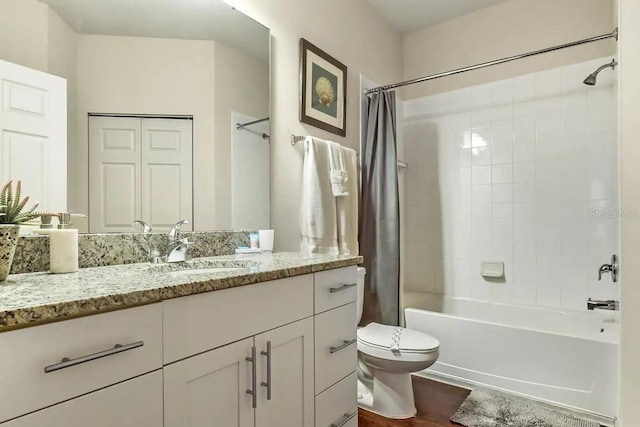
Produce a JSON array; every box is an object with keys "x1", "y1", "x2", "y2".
[
  {"x1": 328, "y1": 141, "x2": 349, "y2": 197},
  {"x1": 336, "y1": 146, "x2": 359, "y2": 256},
  {"x1": 300, "y1": 136, "x2": 339, "y2": 255}
]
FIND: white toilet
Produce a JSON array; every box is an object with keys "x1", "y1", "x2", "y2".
[{"x1": 355, "y1": 267, "x2": 440, "y2": 419}]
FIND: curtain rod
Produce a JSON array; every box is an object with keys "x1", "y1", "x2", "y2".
[
  {"x1": 364, "y1": 28, "x2": 618, "y2": 95},
  {"x1": 235, "y1": 117, "x2": 269, "y2": 130}
]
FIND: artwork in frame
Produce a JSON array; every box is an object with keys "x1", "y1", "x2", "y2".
[{"x1": 299, "y1": 38, "x2": 347, "y2": 136}]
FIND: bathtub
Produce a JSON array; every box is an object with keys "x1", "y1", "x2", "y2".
[{"x1": 404, "y1": 292, "x2": 619, "y2": 420}]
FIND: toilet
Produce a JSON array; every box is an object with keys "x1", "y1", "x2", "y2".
[{"x1": 355, "y1": 267, "x2": 440, "y2": 419}]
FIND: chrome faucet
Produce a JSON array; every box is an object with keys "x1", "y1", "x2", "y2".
[
  {"x1": 134, "y1": 220, "x2": 158, "y2": 262},
  {"x1": 598, "y1": 255, "x2": 619, "y2": 283},
  {"x1": 163, "y1": 220, "x2": 193, "y2": 263},
  {"x1": 587, "y1": 298, "x2": 619, "y2": 311}
]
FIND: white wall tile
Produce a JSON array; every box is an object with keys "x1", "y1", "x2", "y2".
[
  {"x1": 402, "y1": 57, "x2": 618, "y2": 311},
  {"x1": 492, "y1": 143, "x2": 513, "y2": 165},
  {"x1": 492, "y1": 164, "x2": 513, "y2": 184},
  {"x1": 492, "y1": 183, "x2": 513, "y2": 203},
  {"x1": 472, "y1": 166, "x2": 492, "y2": 185},
  {"x1": 493, "y1": 203, "x2": 513, "y2": 223}
]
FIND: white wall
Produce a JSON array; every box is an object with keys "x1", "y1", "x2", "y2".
[
  {"x1": 214, "y1": 43, "x2": 269, "y2": 229},
  {"x1": 226, "y1": 0, "x2": 403, "y2": 250},
  {"x1": 403, "y1": 0, "x2": 616, "y2": 99},
  {"x1": 618, "y1": 0, "x2": 640, "y2": 422},
  {"x1": 0, "y1": 0, "x2": 48, "y2": 72},
  {"x1": 403, "y1": 58, "x2": 618, "y2": 310}
]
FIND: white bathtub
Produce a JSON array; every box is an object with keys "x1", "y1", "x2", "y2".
[{"x1": 404, "y1": 292, "x2": 619, "y2": 420}]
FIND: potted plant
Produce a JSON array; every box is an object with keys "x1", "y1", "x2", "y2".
[{"x1": 0, "y1": 180, "x2": 41, "y2": 281}]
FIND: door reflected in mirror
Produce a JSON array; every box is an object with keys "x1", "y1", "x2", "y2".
[{"x1": 0, "y1": 0, "x2": 270, "y2": 233}]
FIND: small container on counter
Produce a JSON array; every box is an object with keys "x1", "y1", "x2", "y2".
[{"x1": 49, "y1": 213, "x2": 80, "y2": 274}]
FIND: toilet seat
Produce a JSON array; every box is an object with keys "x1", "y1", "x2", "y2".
[{"x1": 357, "y1": 323, "x2": 439, "y2": 363}]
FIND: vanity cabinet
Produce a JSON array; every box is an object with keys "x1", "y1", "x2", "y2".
[
  {"x1": 164, "y1": 318, "x2": 314, "y2": 427},
  {"x1": 1, "y1": 372, "x2": 163, "y2": 427},
  {"x1": 0, "y1": 266, "x2": 358, "y2": 427}
]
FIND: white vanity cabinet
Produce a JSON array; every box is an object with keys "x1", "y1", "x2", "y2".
[
  {"x1": 164, "y1": 318, "x2": 314, "y2": 427},
  {"x1": 0, "y1": 265, "x2": 359, "y2": 427},
  {"x1": 1, "y1": 372, "x2": 163, "y2": 427}
]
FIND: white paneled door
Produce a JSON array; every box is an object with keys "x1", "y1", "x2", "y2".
[
  {"x1": 89, "y1": 116, "x2": 192, "y2": 233},
  {"x1": 0, "y1": 60, "x2": 67, "y2": 213}
]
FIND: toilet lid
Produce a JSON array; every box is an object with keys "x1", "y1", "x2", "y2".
[{"x1": 357, "y1": 323, "x2": 439, "y2": 353}]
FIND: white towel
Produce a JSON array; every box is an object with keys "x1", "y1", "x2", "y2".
[
  {"x1": 328, "y1": 141, "x2": 349, "y2": 197},
  {"x1": 336, "y1": 146, "x2": 359, "y2": 256},
  {"x1": 300, "y1": 136, "x2": 339, "y2": 255}
]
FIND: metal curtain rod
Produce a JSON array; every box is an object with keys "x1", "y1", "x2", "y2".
[
  {"x1": 291, "y1": 134, "x2": 408, "y2": 169},
  {"x1": 236, "y1": 117, "x2": 269, "y2": 130},
  {"x1": 365, "y1": 28, "x2": 619, "y2": 95}
]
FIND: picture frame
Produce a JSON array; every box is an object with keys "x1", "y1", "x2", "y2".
[{"x1": 299, "y1": 38, "x2": 347, "y2": 137}]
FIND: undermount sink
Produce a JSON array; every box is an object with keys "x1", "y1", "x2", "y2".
[{"x1": 146, "y1": 259, "x2": 257, "y2": 276}]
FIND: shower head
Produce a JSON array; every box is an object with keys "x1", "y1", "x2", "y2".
[{"x1": 583, "y1": 59, "x2": 617, "y2": 86}]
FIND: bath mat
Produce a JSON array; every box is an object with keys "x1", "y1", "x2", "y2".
[{"x1": 451, "y1": 389, "x2": 599, "y2": 427}]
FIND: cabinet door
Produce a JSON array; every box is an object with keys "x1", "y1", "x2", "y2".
[
  {"x1": 164, "y1": 338, "x2": 254, "y2": 427},
  {"x1": 255, "y1": 317, "x2": 314, "y2": 427},
  {"x1": 1, "y1": 371, "x2": 162, "y2": 427}
]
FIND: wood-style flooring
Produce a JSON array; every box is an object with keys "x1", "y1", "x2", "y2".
[{"x1": 358, "y1": 376, "x2": 471, "y2": 427}]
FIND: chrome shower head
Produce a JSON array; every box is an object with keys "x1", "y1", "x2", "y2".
[{"x1": 583, "y1": 59, "x2": 617, "y2": 86}]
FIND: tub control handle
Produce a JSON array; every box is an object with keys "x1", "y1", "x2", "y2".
[
  {"x1": 330, "y1": 339, "x2": 357, "y2": 354},
  {"x1": 331, "y1": 412, "x2": 357, "y2": 427},
  {"x1": 329, "y1": 283, "x2": 357, "y2": 293}
]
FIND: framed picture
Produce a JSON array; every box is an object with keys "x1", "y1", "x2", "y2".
[{"x1": 299, "y1": 38, "x2": 347, "y2": 136}]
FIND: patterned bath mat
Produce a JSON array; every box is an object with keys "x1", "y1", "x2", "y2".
[{"x1": 451, "y1": 389, "x2": 599, "y2": 427}]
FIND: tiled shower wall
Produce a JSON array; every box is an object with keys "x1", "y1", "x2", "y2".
[{"x1": 402, "y1": 57, "x2": 618, "y2": 310}]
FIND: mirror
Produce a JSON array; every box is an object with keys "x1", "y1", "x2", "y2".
[{"x1": 0, "y1": 0, "x2": 270, "y2": 233}]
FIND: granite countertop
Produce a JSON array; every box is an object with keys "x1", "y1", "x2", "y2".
[{"x1": 0, "y1": 252, "x2": 363, "y2": 332}]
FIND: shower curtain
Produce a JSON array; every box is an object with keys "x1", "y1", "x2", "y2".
[{"x1": 359, "y1": 90, "x2": 400, "y2": 326}]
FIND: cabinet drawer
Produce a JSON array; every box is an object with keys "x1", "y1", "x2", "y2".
[
  {"x1": 0, "y1": 304, "x2": 162, "y2": 423},
  {"x1": 315, "y1": 372, "x2": 357, "y2": 427},
  {"x1": 163, "y1": 275, "x2": 313, "y2": 363},
  {"x1": 314, "y1": 266, "x2": 357, "y2": 314},
  {"x1": 1, "y1": 371, "x2": 163, "y2": 427},
  {"x1": 314, "y1": 302, "x2": 357, "y2": 394}
]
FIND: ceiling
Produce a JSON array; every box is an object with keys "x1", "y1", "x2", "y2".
[
  {"x1": 367, "y1": 0, "x2": 510, "y2": 33},
  {"x1": 39, "y1": 0, "x2": 270, "y2": 62}
]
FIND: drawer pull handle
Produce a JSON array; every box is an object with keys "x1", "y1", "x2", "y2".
[
  {"x1": 44, "y1": 341, "x2": 144, "y2": 373},
  {"x1": 260, "y1": 341, "x2": 272, "y2": 400},
  {"x1": 329, "y1": 283, "x2": 357, "y2": 293},
  {"x1": 330, "y1": 339, "x2": 357, "y2": 354},
  {"x1": 331, "y1": 411, "x2": 357, "y2": 427},
  {"x1": 246, "y1": 346, "x2": 258, "y2": 408}
]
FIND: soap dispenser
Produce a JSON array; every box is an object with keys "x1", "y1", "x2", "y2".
[{"x1": 49, "y1": 213, "x2": 80, "y2": 274}]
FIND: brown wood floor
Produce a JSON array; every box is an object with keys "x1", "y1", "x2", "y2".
[{"x1": 358, "y1": 376, "x2": 471, "y2": 427}]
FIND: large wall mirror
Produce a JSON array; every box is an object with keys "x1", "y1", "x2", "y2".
[{"x1": 0, "y1": 0, "x2": 270, "y2": 233}]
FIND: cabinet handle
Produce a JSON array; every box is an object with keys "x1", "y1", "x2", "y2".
[
  {"x1": 260, "y1": 341, "x2": 272, "y2": 400},
  {"x1": 246, "y1": 346, "x2": 257, "y2": 409},
  {"x1": 330, "y1": 411, "x2": 357, "y2": 427},
  {"x1": 329, "y1": 283, "x2": 357, "y2": 293},
  {"x1": 330, "y1": 339, "x2": 357, "y2": 354},
  {"x1": 44, "y1": 341, "x2": 144, "y2": 373}
]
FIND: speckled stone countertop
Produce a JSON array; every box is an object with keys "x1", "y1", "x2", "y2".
[{"x1": 0, "y1": 252, "x2": 363, "y2": 332}]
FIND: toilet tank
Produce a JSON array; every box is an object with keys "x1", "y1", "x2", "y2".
[{"x1": 357, "y1": 267, "x2": 366, "y2": 324}]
